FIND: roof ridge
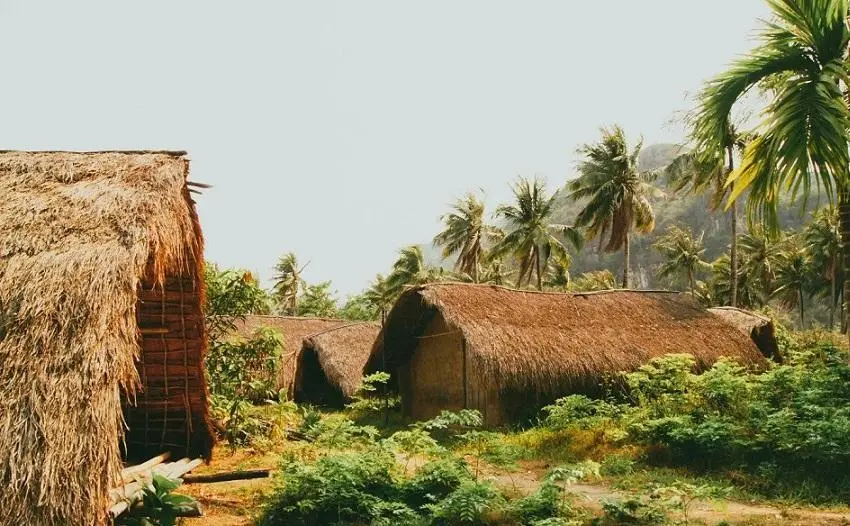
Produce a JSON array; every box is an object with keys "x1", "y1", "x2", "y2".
[
  {"x1": 0, "y1": 150, "x2": 188, "y2": 156},
  {"x1": 304, "y1": 321, "x2": 380, "y2": 340},
  {"x1": 417, "y1": 281, "x2": 682, "y2": 297}
]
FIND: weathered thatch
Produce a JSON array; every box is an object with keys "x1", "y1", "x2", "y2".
[
  {"x1": 230, "y1": 315, "x2": 348, "y2": 396},
  {"x1": 367, "y1": 283, "x2": 768, "y2": 426},
  {"x1": 709, "y1": 306, "x2": 779, "y2": 360},
  {"x1": 294, "y1": 322, "x2": 382, "y2": 406},
  {"x1": 0, "y1": 151, "x2": 214, "y2": 525}
]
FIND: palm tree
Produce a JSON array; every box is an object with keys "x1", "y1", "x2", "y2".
[
  {"x1": 693, "y1": 0, "x2": 850, "y2": 336},
  {"x1": 805, "y1": 207, "x2": 843, "y2": 329},
  {"x1": 773, "y1": 238, "x2": 813, "y2": 327},
  {"x1": 544, "y1": 252, "x2": 573, "y2": 292},
  {"x1": 664, "y1": 123, "x2": 750, "y2": 306},
  {"x1": 363, "y1": 273, "x2": 397, "y2": 321},
  {"x1": 491, "y1": 177, "x2": 583, "y2": 291},
  {"x1": 478, "y1": 257, "x2": 514, "y2": 286},
  {"x1": 272, "y1": 252, "x2": 308, "y2": 315},
  {"x1": 738, "y1": 229, "x2": 786, "y2": 306},
  {"x1": 653, "y1": 225, "x2": 711, "y2": 297},
  {"x1": 569, "y1": 125, "x2": 657, "y2": 288},
  {"x1": 385, "y1": 245, "x2": 446, "y2": 297},
  {"x1": 433, "y1": 193, "x2": 502, "y2": 282},
  {"x1": 709, "y1": 254, "x2": 761, "y2": 309}
]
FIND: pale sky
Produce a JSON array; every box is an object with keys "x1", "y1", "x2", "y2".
[{"x1": 0, "y1": 1, "x2": 770, "y2": 297}]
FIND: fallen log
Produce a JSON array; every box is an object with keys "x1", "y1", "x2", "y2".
[{"x1": 182, "y1": 469, "x2": 271, "y2": 484}]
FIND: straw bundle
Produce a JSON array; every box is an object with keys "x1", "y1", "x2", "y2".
[{"x1": 0, "y1": 151, "x2": 213, "y2": 525}]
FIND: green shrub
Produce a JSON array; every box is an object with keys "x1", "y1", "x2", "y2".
[
  {"x1": 402, "y1": 457, "x2": 473, "y2": 511},
  {"x1": 505, "y1": 481, "x2": 564, "y2": 524},
  {"x1": 600, "y1": 455, "x2": 635, "y2": 477},
  {"x1": 426, "y1": 480, "x2": 504, "y2": 525},
  {"x1": 258, "y1": 449, "x2": 410, "y2": 525}
]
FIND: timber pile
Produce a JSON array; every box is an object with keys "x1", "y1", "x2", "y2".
[{"x1": 109, "y1": 453, "x2": 203, "y2": 519}]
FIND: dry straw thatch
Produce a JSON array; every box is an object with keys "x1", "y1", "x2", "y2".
[
  {"x1": 295, "y1": 322, "x2": 382, "y2": 403},
  {"x1": 230, "y1": 315, "x2": 349, "y2": 396},
  {"x1": 709, "y1": 306, "x2": 779, "y2": 360},
  {"x1": 0, "y1": 151, "x2": 213, "y2": 525},
  {"x1": 368, "y1": 283, "x2": 770, "y2": 398}
]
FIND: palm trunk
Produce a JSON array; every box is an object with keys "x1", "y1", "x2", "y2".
[
  {"x1": 535, "y1": 248, "x2": 543, "y2": 291},
  {"x1": 689, "y1": 270, "x2": 695, "y2": 299},
  {"x1": 830, "y1": 261, "x2": 836, "y2": 331},
  {"x1": 730, "y1": 202, "x2": 739, "y2": 308},
  {"x1": 840, "y1": 187, "x2": 850, "y2": 344},
  {"x1": 622, "y1": 232, "x2": 630, "y2": 289},
  {"x1": 728, "y1": 145, "x2": 738, "y2": 308},
  {"x1": 799, "y1": 288, "x2": 805, "y2": 328}
]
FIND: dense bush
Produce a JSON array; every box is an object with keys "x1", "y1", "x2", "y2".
[{"x1": 542, "y1": 341, "x2": 850, "y2": 499}]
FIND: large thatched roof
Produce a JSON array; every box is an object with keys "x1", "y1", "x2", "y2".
[
  {"x1": 231, "y1": 315, "x2": 349, "y2": 394},
  {"x1": 709, "y1": 306, "x2": 779, "y2": 360},
  {"x1": 367, "y1": 283, "x2": 769, "y2": 396},
  {"x1": 0, "y1": 151, "x2": 213, "y2": 525},
  {"x1": 297, "y1": 322, "x2": 382, "y2": 399}
]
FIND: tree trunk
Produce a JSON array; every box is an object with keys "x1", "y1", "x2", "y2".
[
  {"x1": 728, "y1": 145, "x2": 738, "y2": 308},
  {"x1": 535, "y1": 247, "x2": 543, "y2": 291},
  {"x1": 799, "y1": 288, "x2": 805, "y2": 328},
  {"x1": 830, "y1": 261, "x2": 836, "y2": 331},
  {"x1": 622, "y1": 232, "x2": 630, "y2": 289},
  {"x1": 840, "y1": 187, "x2": 850, "y2": 345}
]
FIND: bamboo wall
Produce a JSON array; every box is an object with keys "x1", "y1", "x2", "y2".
[{"x1": 123, "y1": 268, "x2": 213, "y2": 461}]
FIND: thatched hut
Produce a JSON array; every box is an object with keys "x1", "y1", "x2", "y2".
[
  {"x1": 366, "y1": 283, "x2": 769, "y2": 427},
  {"x1": 709, "y1": 306, "x2": 779, "y2": 360},
  {"x1": 0, "y1": 151, "x2": 215, "y2": 525},
  {"x1": 231, "y1": 315, "x2": 348, "y2": 396},
  {"x1": 294, "y1": 322, "x2": 381, "y2": 407}
]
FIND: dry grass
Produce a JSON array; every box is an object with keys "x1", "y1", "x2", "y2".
[{"x1": 0, "y1": 151, "x2": 212, "y2": 525}]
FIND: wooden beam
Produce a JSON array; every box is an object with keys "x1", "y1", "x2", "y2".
[{"x1": 182, "y1": 469, "x2": 271, "y2": 484}]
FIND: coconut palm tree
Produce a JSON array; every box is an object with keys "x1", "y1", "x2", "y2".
[
  {"x1": 272, "y1": 252, "x2": 308, "y2": 315},
  {"x1": 738, "y1": 229, "x2": 787, "y2": 306},
  {"x1": 385, "y1": 245, "x2": 446, "y2": 298},
  {"x1": 491, "y1": 177, "x2": 583, "y2": 291},
  {"x1": 433, "y1": 193, "x2": 502, "y2": 282},
  {"x1": 709, "y1": 254, "x2": 761, "y2": 309},
  {"x1": 664, "y1": 123, "x2": 750, "y2": 306},
  {"x1": 544, "y1": 252, "x2": 573, "y2": 292},
  {"x1": 805, "y1": 207, "x2": 843, "y2": 329},
  {"x1": 569, "y1": 125, "x2": 657, "y2": 288},
  {"x1": 692, "y1": 0, "x2": 850, "y2": 334},
  {"x1": 653, "y1": 225, "x2": 712, "y2": 297},
  {"x1": 773, "y1": 238, "x2": 813, "y2": 327}
]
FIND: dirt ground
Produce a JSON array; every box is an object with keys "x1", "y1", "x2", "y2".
[{"x1": 181, "y1": 449, "x2": 850, "y2": 525}]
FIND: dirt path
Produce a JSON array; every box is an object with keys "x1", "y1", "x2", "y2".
[{"x1": 483, "y1": 461, "x2": 850, "y2": 526}]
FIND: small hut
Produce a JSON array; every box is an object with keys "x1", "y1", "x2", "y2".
[
  {"x1": 294, "y1": 322, "x2": 382, "y2": 407},
  {"x1": 0, "y1": 151, "x2": 215, "y2": 525},
  {"x1": 709, "y1": 306, "x2": 779, "y2": 360},
  {"x1": 366, "y1": 283, "x2": 770, "y2": 427},
  {"x1": 231, "y1": 315, "x2": 348, "y2": 396}
]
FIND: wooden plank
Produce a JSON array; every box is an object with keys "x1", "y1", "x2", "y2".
[{"x1": 183, "y1": 469, "x2": 271, "y2": 484}]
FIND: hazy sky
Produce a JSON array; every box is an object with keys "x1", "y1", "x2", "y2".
[{"x1": 0, "y1": 1, "x2": 770, "y2": 297}]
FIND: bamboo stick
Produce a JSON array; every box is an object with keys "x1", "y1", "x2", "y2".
[{"x1": 121, "y1": 452, "x2": 171, "y2": 483}]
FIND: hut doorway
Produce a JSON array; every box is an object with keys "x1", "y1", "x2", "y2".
[{"x1": 295, "y1": 348, "x2": 346, "y2": 408}]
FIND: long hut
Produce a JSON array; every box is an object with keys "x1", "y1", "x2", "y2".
[
  {"x1": 709, "y1": 306, "x2": 779, "y2": 360},
  {"x1": 231, "y1": 315, "x2": 349, "y2": 396},
  {"x1": 366, "y1": 283, "x2": 771, "y2": 427},
  {"x1": 0, "y1": 151, "x2": 215, "y2": 525},
  {"x1": 294, "y1": 322, "x2": 381, "y2": 407}
]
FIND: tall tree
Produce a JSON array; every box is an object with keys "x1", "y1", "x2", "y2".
[
  {"x1": 544, "y1": 252, "x2": 573, "y2": 292},
  {"x1": 296, "y1": 281, "x2": 339, "y2": 318},
  {"x1": 491, "y1": 177, "x2": 583, "y2": 290},
  {"x1": 738, "y1": 229, "x2": 786, "y2": 306},
  {"x1": 570, "y1": 125, "x2": 657, "y2": 288},
  {"x1": 773, "y1": 237, "x2": 813, "y2": 327},
  {"x1": 272, "y1": 252, "x2": 308, "y2": 315},
  {"x1": 709, "y1": 254, "x2": 761, "y2": 309},
  {"x1": 664, "y1": 124, "x2": 750, "y2": 306},
  {"x1": 433, "y1": 193, "x2": 502, "y2": 282},
  {"x1": 805, "y1": 207, "x2": 843, "y2": 329},
  {"x1": 693, "y1": 0, "x2": 850, "y2": 336},
  {"x1": 363, "y1": 273, "x2": 397, "y2": 321},
  {"x1": 653, "y1": 225, "x2": 711, "y2": 297},
  {"x1": 385, "y1": 245, "x2": 446, "y2": 297}
]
